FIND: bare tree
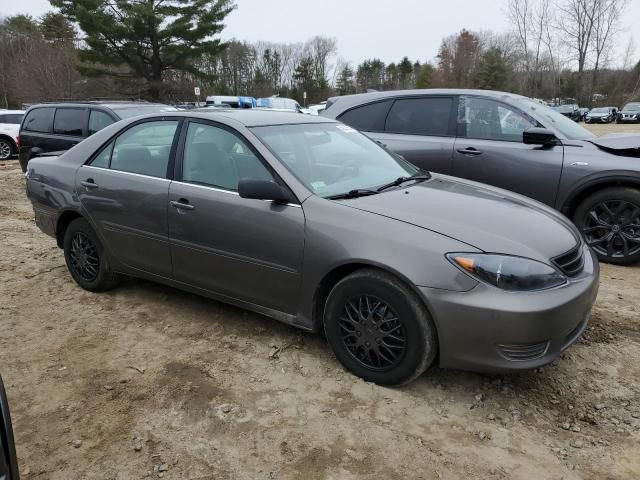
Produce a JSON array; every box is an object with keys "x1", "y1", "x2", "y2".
[{"x1": 590, "y1": 0, "x2": 628, "y2": 98}]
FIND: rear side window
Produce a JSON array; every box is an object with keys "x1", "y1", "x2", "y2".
[
  {"x1": 338, "y1": 100, "x2": 392, "y2": 132},
  {"x1": 23, "y1": 108, "x2": 55, "y2": 133},
  {"x1": 88, "y1": 110, "x2": 114, "y2": 135},
  {"x1": 109, "y1": 120, "x2": 179, "y2": 178},
  {"x1": 53, "y1": 108, "x2": 86, "y2": 136},
  {"x1": 5, "y1": 114, "x2": 23, "y2": 124},
  {"x1": 385, "y1": 97, "x2": 453, "y2": 136}
]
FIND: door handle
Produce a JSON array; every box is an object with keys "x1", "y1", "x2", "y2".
[
  {"x1": 170, "y1": 199, "x2": 195, "y2": 211},
  {"x1": 456, "y1": 147, "x2": 482, "y2": 156},
  {"x1": 80, "y1": 178, "x2": 98, "y2": 188}
]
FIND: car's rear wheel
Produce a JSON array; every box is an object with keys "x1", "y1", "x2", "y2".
[
  {"x1": 323, "y1": 269, "x2": 437, "y2": 386},
  {"x1": 0, "y1": 139, "x2": 13, "y2": 160},
  {"x1": 574, "y1": 187, "x2": 640, "y2": 265},
  {"x1": 63, "y1": 218, "x2": 120, "y2": 291}
]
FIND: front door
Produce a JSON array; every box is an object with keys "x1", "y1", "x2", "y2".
[
  {"x1": 76, "y1": 119, "x2": 181, "y2": 276},
  {"x1": 452, "y1": 96, "x2": 564, "y2": 206},
  {"x1": 168, "y1": 120, "x2": 305, "y2": 313}
]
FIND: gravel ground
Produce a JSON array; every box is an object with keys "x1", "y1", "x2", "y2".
[{"x1": 0, "y1": 123, "x2": 639, "y2": 479}]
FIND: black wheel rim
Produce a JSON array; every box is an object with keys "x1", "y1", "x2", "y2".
[
  {"x1": 0, "y1": 141, "x2": 10, "y2": 160},
  {"x1": 582, "y1": 200, "x2": 640, "y2": 259},
  {"x1": 339, "y1": 296, "x2": 407, "y2": 371},
  {"x1": 69, "y1": 232, "x2": 100, "y2": 282}
]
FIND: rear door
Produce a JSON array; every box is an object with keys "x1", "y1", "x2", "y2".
[
  {"x1": 338, "y1": 96, "x2": 456, "y2": 174},
  {"x1": 76, "y1": 118, "x2": 181, "y2": 276},
  {"x1": 20, "y1": 106, "x2": 56, "y2": 158},
  {"x1": 168, "y1": 120, "x2": 305, "y2": 313},
  {"x1": 452, "y1": 96, "x2": 564, "y2": 206}
]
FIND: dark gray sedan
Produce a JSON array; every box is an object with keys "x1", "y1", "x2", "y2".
[
  {"x1": 322, "y1": 89, "x2": 640, "y2": 265},
  {"x1": 25, "y1": 110, "x2": 598, "y2": 385}
]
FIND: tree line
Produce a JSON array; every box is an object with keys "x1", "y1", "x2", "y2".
[{"x1": 0, "y1": 0, "x2": 638, "y2": 109}]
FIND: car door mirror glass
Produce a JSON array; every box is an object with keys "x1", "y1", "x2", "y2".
[
  {"x1": 523, "y1": 128, "x2": 558, "y2": 146},
  {"x1": 238, "y1": 179, "x2": 291, "y2": 203}
]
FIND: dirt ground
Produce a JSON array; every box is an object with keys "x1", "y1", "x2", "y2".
[{"x1": 0, "y1": 123, "x2": 639, "y2": 480}]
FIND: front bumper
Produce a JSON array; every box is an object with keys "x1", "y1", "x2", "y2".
[
  {"x1": 618, "y1": 116, "x2": 639, "y2": 123},
  {"x1": 420, "y1": 246, "x2": 599, "y2": 373}
]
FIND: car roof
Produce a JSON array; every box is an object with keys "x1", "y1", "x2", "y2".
[
  {"x1": 25, "y1": 101, "x2": 167, "y2": 110},
  {"x1": 0, "y1": 110, "x2": 25, "y2": 114},
  {"x1": 190, "y1": 108, "x2": 336, "y2": 127}
]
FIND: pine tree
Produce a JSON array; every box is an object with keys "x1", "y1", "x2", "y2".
[{"x1": 51, "y1": 0, "x2": 235, "y2": 100}]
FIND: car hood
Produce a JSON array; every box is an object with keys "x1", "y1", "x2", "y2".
[
  {"x1": 587, "y1": 134, "x2": 640, "y2": 150},
  {"x1": 343, "y1": 175, "x2": 580, "y2": 262},
  {"x1": 621, "y1": 109, "x2": 640, "y2": 113},
  {"x1": 587, "y1": 112, "x2": 609, "y2": 117}
]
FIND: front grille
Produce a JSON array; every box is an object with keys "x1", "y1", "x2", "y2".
[
  {"x1": 497, "y1": 341, "x2": 549, "y2": 361},
  {"x1": 552, "y1": 245, "x2": 585, "y2": 277}
]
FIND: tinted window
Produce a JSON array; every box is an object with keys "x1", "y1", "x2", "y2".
[
  {"x1": 23, "y1": 108, "x2": 54, "y2": 133},
  {"x1": 459, "y1": 97, "x2": 536, "y2": 141},
  {"x1": 89, "y1": 110, "x2": 114, "y2": 135},
  {"x1": 338, "y1": 100, "x2": 392, "y2": 131},
  {"x1": 90, "y1": 142, "x2": 113, "y2": 168},
  {"x1": 182, "y1": 122, "x2": 274, "y2": 191},
  {"x1": 110, "y1": 121, "x2": 179, "y2": 178},
  {"x1": 53, "y1": 108, "x2": 86, "y2": 136},
  {"x1": 5, "y1": 114, "x2": 23, "y2": 124},
  {"x1": 385, "y1": 97, "x2": 453, "y2": 135}
]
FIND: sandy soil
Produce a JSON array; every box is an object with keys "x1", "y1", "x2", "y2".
[{"x1": 0, "y1": 123, "x2": 639, "y2": 480}]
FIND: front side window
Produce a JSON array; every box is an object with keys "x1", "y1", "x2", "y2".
[
  {"x1": 459, "y1": 97, "x2": 536, "y2": 141},
  {"x1": 109, "y1": 121, "x2": 179, "y2": 178},
  {"x1": 338, "y1": 100, "x2": 393, "y2": 132},
  {"x1": 385, "y1": 97, "x2": 453, "y2": 136},
  {"x1": 182, "y1": 122, "x2": 274, "y2": 191},
  {"x1": 53, "y1": 108, "x2": 86, "y2": 136},
  {"x1": 23, "y1": 107, "x2": 55, "y2": 133},
  {"x1": 253, "y1": 123, "x2": 418, "y2": 199},
  {"x1": 89, "y1": 110, "x2": 115, "y2": 135}
]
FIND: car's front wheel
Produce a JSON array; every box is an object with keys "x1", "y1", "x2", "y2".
[
  {"x1": 0, "y1": 139, "x2": 13, "y2": 160},
  {"x1": 574, "y1": 187, "x2": 640, "y2": 265},
  {"x1": 324, "y1": 269, "x2": 437, "y2": 386},
  {"x1": 63, "y1": 218, "x2": 120, "y2": 291}
]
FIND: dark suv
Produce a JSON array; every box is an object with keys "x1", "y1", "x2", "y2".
[
  {"x1": 18, "y1": 101, "x2": 177, "y2": 172},
  {"x1": 322, "y1": 89, "x2": 640, "y2": 265}
]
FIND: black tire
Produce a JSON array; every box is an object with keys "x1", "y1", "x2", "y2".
[
  {"x1": 323, "y1": 269, "x2": 437, "y2": 386},
  {"x1": 63, "y1": 218, "x2": 120, "y2": 291},
  {"x1": 573, "y1": 187, "x2": 640, "y2": 265},
  {"x1": 0, "y1": 138, "x2": 13, "y2": 161}
]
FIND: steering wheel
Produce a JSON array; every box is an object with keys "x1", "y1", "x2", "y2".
[{"x1": 332, "y1": 156, "x2": 361, "y2": 183}]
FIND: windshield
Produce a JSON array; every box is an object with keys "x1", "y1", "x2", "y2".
[
  {"x1": 590, "y1": 108, "x2": 608, "y2": 113},
  {"x1": 252, "y1": 123, "x2": 419, "y2": 198},
  {"x1": 112, "y1": 105, "x2": 178, "y2": 119},
  {"x1": 622, "y1": 103, "x2": 640, "y2": 111},
  {"x1": 517, "y1": 98, "x2": 594, "y2": 140}
]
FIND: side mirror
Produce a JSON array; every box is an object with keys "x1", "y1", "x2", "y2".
[
  {"x1": 0, "y1": 376, "x2": 19, "y2": 480},
  {"x1": 523, "y1": 128, "x2": 559, "y2": 146},
  {"x1": 238, "y1": 179, "x2": 291, "y2": 204}
]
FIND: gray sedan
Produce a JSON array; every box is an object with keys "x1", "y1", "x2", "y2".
[
  {"x1": 322, "y1": 89, "x2": 640, "y2": 265},
  {"x1": 25, "y1": 110, "x2": 598, "y2": 385}
]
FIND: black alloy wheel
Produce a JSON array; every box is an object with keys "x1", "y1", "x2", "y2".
[
  {"x1": 339, "y1": 295, "x2": 407, "y2": 371},
  {"x1": 574, "y1": 187, "x2": 640, "y2": 265},
  {"x1": 68, "y1": 231, "x2": 100, "y2": 282}
]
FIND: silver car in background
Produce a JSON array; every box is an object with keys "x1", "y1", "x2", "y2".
[{"x1": 25, "y1": 110, "x2": 598, "y2": 385}]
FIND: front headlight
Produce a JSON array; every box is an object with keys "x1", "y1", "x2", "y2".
[{"x1": 447, "y1": 253, "x2": 566, "y2": 291}]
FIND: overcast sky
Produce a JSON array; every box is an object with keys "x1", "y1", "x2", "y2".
[{"x1": 5, "y1": 0, "x2": 640, "y2": 67}]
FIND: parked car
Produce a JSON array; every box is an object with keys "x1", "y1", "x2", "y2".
[
  {"x1": 0, "y1": 110, "x2": 25, "y2": 160},
  {"x1": 322, "y1": 89, "x2": 640, "y2": 265},
  {"x1": 25, "y1": 109, "x2": 598, "y2": 385},
  {"x1": 617, "y1": 102, "x2": 640, "y2": 124},
  {"x1": 585, "y1": 106, "x2": 616, "y2": 123},
  {"x1": 0, "y1": 375, "x2": 19, "y2": 480},
  {"x1": 205, "y1": 96, "x2": 256, "y2": 108},
  {"x1": 256, "y1": 96, "x2": 303, "y2": 112},
  {"x1": 18, "y1": 101, "x2": 177, "y2": 172},
  {"x1": 552, "y1": 104, "x2": 581, "y2": 122}
]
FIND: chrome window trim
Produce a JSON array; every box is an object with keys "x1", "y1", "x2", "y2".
[{"x1": 172, "y1": 180, "x2": 302, "y2": 208}]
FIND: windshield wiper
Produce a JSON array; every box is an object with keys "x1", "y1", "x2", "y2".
[
  {"x1": 326, "y1": 188, "x2": 379, "y2": 200},
  {"x1": 376, "y1": 173, "x2": 431, "y2": 192}
]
